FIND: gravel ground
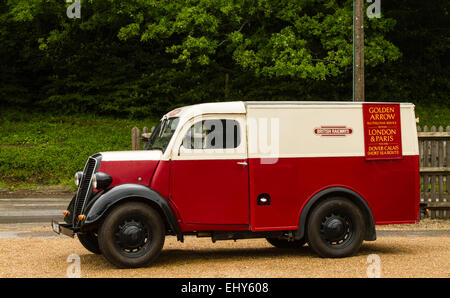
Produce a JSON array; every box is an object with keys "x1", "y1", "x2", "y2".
[
  {"x1": 0, "y1": 232, "x2": 448, "y2": 278},
  {"x1": 377, "y1": 218, "x2": 450, "y2": 230}
]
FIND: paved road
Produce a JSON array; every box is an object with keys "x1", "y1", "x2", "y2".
[{"x1": 0, "y1": 197, "x2": 71, "y2": 224}]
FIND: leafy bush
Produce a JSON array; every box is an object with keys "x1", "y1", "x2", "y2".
[{"x1": 415, "y1": 104, "x2": 450, "y2": 128}]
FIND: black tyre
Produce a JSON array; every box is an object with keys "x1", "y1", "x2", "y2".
[
  {"x1": 266, "y1": 237, "x2": 306, "y2": 249},
  {"x1": 98, "y1": 202, "x2": 165, "y2": 268},
  {"x1": 307, "y1": 197, "x2": 365, "y2": 258},
  {"x1": 77, "y1": 231, "x2": 101, "y2": 254}
]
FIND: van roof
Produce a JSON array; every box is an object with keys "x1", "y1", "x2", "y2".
[
  {"x1": 164, "y1": 101, "x2": 414, "y2": 118},
  {"x1": 245, "y1": 101, "x2": 414, "y2": 106}
]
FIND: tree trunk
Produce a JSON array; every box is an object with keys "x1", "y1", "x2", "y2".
[{"x1": 353, "y1": 0, "x2": 365, "y2": 102}]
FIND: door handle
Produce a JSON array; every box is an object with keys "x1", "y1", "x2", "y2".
[{"x1": 237, "y1": 161, "x2": 248, "y2": 167}]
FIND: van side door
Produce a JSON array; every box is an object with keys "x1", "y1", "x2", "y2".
[{"x1": 170, "y1": 114, "x2": 249, "y2": 225}]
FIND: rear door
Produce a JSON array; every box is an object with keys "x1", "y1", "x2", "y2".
[{"x1": 170, "y1": 114, "x2": 249, "y2": 225}]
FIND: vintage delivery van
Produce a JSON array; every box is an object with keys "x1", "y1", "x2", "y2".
[{"x1": 52, "y1": 101, "x2": 420, "y2": 268}]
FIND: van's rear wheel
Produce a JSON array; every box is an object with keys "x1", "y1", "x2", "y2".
[
  {"x1": 307, "y1": 197, "x2": 365, "y2": 258},
  {"x1": 266, "y1": 238, "x2": 305, "y2": 249},
  {"x1": 98, "y1": 202, "x2": 165, "y2": 268},
  {"x1": 77, "y1": 231, "x2": 101, "y2": 254}
]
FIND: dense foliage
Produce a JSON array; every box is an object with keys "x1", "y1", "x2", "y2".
[{"x1": 1, "y1": 0, "x2": 447, "y2": 118}]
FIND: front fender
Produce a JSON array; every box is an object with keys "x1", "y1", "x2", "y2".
[{"x1": 83, "y1": 184, "x2": 182, "y2": 241}]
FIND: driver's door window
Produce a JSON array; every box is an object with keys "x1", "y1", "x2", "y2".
[{"x1": 183, "y1": 119, "x2": 241, "y2": 150}]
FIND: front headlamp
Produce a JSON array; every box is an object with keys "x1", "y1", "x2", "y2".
[
  {"x1": 74, "y1": 171, "x2": 83, "y2": 186},
  {"x1": 92, "y1": 174, "x2": 97, "y2": 189},
  {"x1": 92, "y1": 172, "x2": 112, "y2": 190}
]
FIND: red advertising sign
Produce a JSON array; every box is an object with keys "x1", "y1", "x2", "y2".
[{"x1": 363, "y1": 103, "x2": 402, "y2": 160}]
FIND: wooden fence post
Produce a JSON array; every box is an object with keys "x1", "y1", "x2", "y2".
[
  {"x1": 438, "y1": 126, "x2": 444, "y2": 218},
  {"x1": 446, "y1": 126, "x2": 450, "y2": 218},
  {"x1": 139, "y1": 126, "x2": 155, "y2": 149},
  {"x1": 132, "y1": 126, "x2": 140, "y2": 150}
]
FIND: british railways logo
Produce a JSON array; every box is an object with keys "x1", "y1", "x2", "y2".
[{"x1": 314, "y1": 126, "x2": 353, "y2": 137}]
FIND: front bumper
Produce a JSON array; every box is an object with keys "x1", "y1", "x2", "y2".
[{"x1": 51, "y1": 219, "x2": 77, "y2": 238}]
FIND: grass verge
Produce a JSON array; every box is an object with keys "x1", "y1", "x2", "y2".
[{"x1": 0, "y1": 108, "x2": 156, "y2": 188}]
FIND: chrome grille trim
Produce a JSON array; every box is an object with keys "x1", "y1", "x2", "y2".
[{"x1": 73, "y1": 157, "x2": 97, "y2": 225}]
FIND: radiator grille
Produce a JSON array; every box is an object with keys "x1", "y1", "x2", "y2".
[{"x1": 73, "y1": 157, "x2": 97, "y2": 225}]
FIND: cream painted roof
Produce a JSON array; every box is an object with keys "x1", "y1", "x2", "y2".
[
  {"x1": 164, "y1": 101, "x2": 414, "y2": 119},
  {"x1": 163, "y1": 101, "x2": 246, "y2": 119}
]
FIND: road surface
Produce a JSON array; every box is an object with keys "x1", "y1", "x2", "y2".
[{"x1": 0, "y1": 197, "x2": 70, "y2": 224}]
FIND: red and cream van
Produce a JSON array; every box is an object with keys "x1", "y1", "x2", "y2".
[{"x1": 52, "y1": 101, "x2": 420, "y2": 268}]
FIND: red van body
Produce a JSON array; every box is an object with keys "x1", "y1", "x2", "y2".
[{"x1": 53, "y1": 101, "x2": 420, "y2": 268}]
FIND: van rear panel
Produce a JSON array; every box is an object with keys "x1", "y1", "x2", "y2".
[
  {"x1": 248, "y1": 155, "x2": 419, "y2": 230},
  {"x1": 245, "y1": 102, "x2": 420, "y2": 231}
]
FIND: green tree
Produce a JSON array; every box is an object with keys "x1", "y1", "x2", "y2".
[{"x1": 1, "y1": 0, "x2": 446, "y2": 118}]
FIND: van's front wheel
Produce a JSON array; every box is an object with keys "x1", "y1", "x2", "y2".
[
  {"x1": 98, "y1": 202, "x2": 165, "y2": 268},
  {"x1": 307, "y1": 197, "x2": 365, "y2": 258}
]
